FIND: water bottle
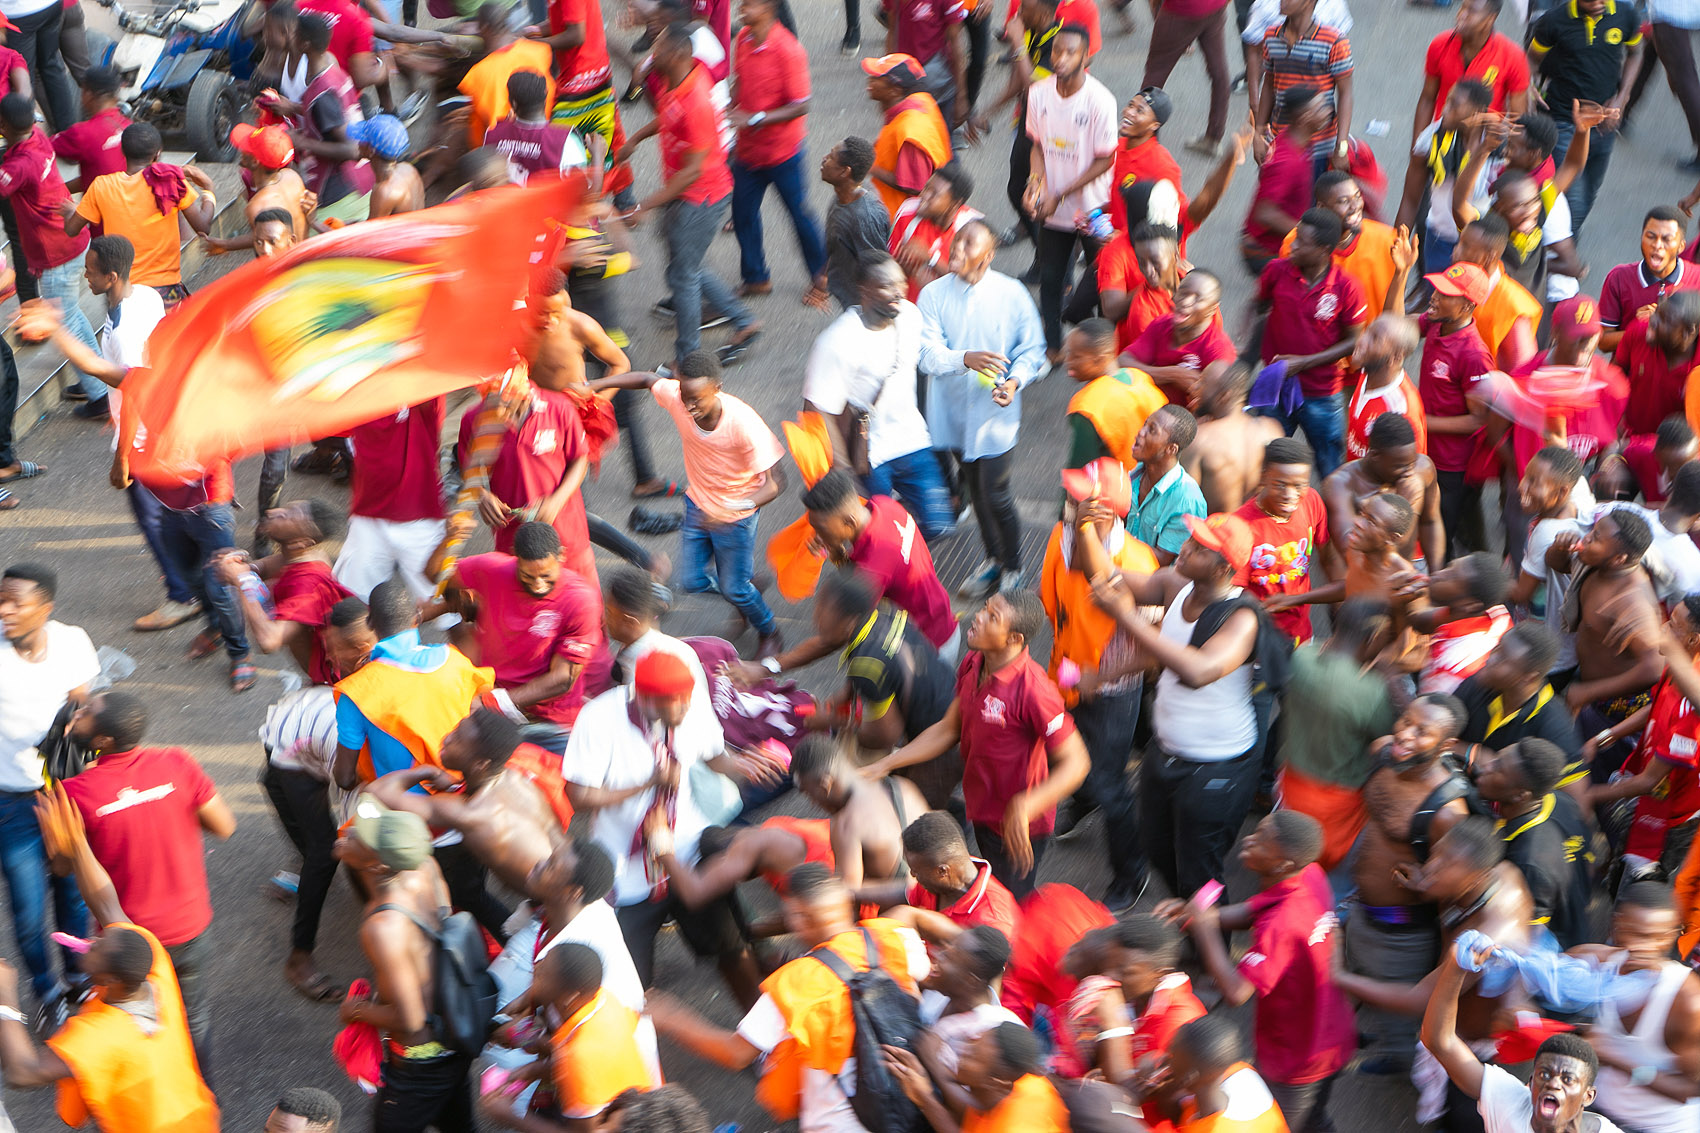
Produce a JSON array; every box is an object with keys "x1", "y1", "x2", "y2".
[{"x1": 1086, "y1": 208, "x2": 1114, "y2": 242}]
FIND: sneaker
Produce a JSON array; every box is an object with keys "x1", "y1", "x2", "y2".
[
  {"x1": 997, "y1": 569, "x2": 1028, "y2": 593},
  {"x1": 72, "y1": 396, "x2": 109, "y2": 420},
  {"x1": 956, "y1": 563, "x2": 1002, "y2": 601},
  {"x1": 651, "y1": 298, "x2": 732, "y2": 330},
  {"x1": 398, "y1": 88, "x2": 430, "y2": 125},
  {"x1": 839, "y1": 29, "x2": 860, "y2": 54},
  {"x1": 134, "y1": 599, "x2": 202, "y2": 631},
  {"x1": 1184, "y1": 135, "x2": 1223, "y2": 158},
  {"x1": 32, "y1": 985, "x2": 71, "y2": 1039}
]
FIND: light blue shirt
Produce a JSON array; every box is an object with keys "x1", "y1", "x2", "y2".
[
  {"x1": 916, "y1": 270, "x2": 1048, "y2": 461},
  {"x1": 1128, "y1": 462, "x2": 1207, "y2": 556},
  {"x1": 334, "y1": 629, "x2": 452, "y2": 783}
]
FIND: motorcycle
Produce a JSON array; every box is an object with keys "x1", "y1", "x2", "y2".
[{"x1": 91, "y1": 0, "x2": 260, "y2": 163}]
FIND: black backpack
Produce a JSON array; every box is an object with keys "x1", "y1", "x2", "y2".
[
  {"x1": 810, "y1": 927, "x2": 927, "y2": 1133},
  {"x1": 376, "y1": 904, "x2": 499, "y2": 1055}
]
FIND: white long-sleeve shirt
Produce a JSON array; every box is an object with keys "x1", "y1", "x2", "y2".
[{"x1": 916, "y1": 270, "x2": 1047, "y2": 461}]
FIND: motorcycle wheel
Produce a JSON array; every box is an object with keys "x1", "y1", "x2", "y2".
[{"x1": 186, "y1": 70, "x2": 243, "y2": 163}]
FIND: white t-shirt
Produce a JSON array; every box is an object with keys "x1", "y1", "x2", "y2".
[
  {"x1": 99, "y1": 285, "x2": 167, "y2": 452},
  {"x1": 1244, "y1": 0, "x2": 1351, "y2": 42},
  {"x1": 262, "y1": 686, "x2": 339, "y2": 779},
  {"x1": 803, "y1": 304, "x2": 931, "y2": 469},
  {"x1": 0, "y1": 622, "x2": 101, "y2": 792},
  {"x1": 736, "y1": 927, "x2": 930, "y2": 1133},
  {"x1": 1025, "y1": 73, "x2": 1118, "y2": 232},
  {"x1": 1595, "y1": 502, "x2": 1700, "y2": 606},
  {"x1": 565, "y1": 684, "x2": 724, "y2": 906},
  {"x1": 917, "y1": 995, "x2": 1022, "y2": 1076},
  {"x1": 538, "y1": 899, "x2": 660, "y2": 1077},
  {"x1": 1478, "y1": 1063, "x2": 1625, "y2": 1133},
  {"x1": 1521, "y1": 515, "x2": 1588, "y2": 672}
]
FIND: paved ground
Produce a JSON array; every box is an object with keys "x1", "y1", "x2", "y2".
[{"x1": 0, "y1": 1, "x2": 1691, "y2": 1128}]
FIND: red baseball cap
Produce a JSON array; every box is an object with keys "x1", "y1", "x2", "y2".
[
  {"x1": 1552, "y1": 295, "x2": 1603, "y2": 341},
  {"x1": 1424, "y1": 262, "x2": 1491, "y2": 307},
  {"x1": 1061, "y1": 457, "x2": 1132, "y2": 518},
  {"x1": 0, "y1": 15, "x2": 19, "y2": 32},
  {"x1": 1184, "y1": 513, "x2": 1254, "y2": 577},
  {"x1": 861, "y1": 53, "x2": 924, "y2": 80},
  {"x1": 230, "y1": 123, "x2": 295, "y2": 170},
  {"x1": 634, "y1": 650, "x2": 695, "y2": 697}
]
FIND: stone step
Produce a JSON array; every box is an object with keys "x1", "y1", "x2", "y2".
[{"x1": 10, "y1": 159, "x2": 247, "y2": 445}]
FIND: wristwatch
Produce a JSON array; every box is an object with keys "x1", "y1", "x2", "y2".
[
  {"x1": 761, "y1": 656, "x2": 782, "y2": 674},
  {"x1": 748, "y1": 110, "x2": 768, "y2": 128}
]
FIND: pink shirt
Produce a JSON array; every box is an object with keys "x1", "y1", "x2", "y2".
[
  {"x1": 1024, "y1": 73, "x2": 1119, "y2": 232},
  {"x1": 454, "y1": 553, "x2": 602, "y2": 725},
  {"x1": 1239, "y1": 864, "x2": 1356, "y2": 1085},
  {"x1": 851, "y1": 495, "x2": 957, "y2": 649},
  {"x1": 651, "y1": 379, "x2": 784, "y2": 524}
]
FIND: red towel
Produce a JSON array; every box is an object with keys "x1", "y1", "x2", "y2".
[{"x1": 141, "y1": 162, "x2": 189, "y2": 216}]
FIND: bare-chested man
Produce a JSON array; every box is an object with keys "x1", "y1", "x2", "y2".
[
  {"x1": 334, "y1": 797, "x2": 471, "y2": 1129},
  {"x1": 1339, "y1": 816, "x2": 1533, "y2": 1110},
  {"x1": 1182, "y1": 361, "x2": 1284, "y2": 513},
  {"x1": 352, "y1": 114, "x2": 424, "y2": 219},
  {"x1": 791, "y1": 734, "x2": 928, "y2": 892},
  {"x1": 205, "y1": 123, "x2": 313, "y2": 251},
  {"x1": 362, "y1": 706, "x2": 565, "y2": 939},
  {"x1": 1323, "y1": 411, "x2": 1445, "y2": 570},
  {"x1": 1346, "y1": 692, "x2": 1478, "y2": 1073},
  {"x1": 1270, "y1": 490, "x2": 1420, "y2": 613},
  {"x1": 647, "y1": 816, "x2": 835, "y2": 909},
  {"x1": 1550, "y1": 509, "x2": 1668, "y2": 783}
]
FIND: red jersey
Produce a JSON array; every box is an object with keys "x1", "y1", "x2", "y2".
[
  {"x1": 298, "y1": 0, "x2": 375, "y2": 74},
  {"x1": 852, "y1": 496, "x2": 957, "y2": 649},
  {"x1": 1257, "y1": 259, "x2": 1368, "y2": 397},
  {"x1": 1346, "y1": 371, "x2": 1428, "y2": 461},
  {"x1": 1506, "y1": 351, "x2": 1629, "y2": 474},
  {"x1": 463, "y1": 387, "x2": 596, "y2": 585},
  {"x1": 1597, "y1": 259, "x2": 1700, "y2": 332},
  {"x1": 454, "y1": 553, "x2": 602, "y2": 725},
  {"x1": 956, "y1": 649, "x2": 1077, "y2": 835},
  {"x1": 548, "y1": 0, "x2": 612, "y2": 93},
  {"x1": 1625, "y1": 674, "x2": 1700, "y2": 860},
  {"x1": 484, "y1": 118, "x2": 581, "y2": 183},
  {"x1": 1243, "y1": 130, "x2": 1314, "y2": 257},
  {"x1": 1098, "y1": 232, "x2": 1172, "y2": 350},
  {"x1": 51, "y1": 106, "x2": 132, "y2": 185},
  {"x1": 731, "y1": 24, "x2": 809, "y2": 168},
  {"x1": 1107, "y1": 136, "x2": 1182, "y2": 232},
  {"x1": 1621, "y1": 433, "x2": 1673, "y2": 505},
  {"x1": 884, "y1": 0, "x2": 967, "y2": 66},
  {"x1": 1417, "y1": 316, "x2": 1495, "y2": 473},
  {"x1": 658, "y1": 64, "x2": 731, "y2": 205},
  {"x1": 62, "y1": 747, "x2": 218, "y2": 947},
  {"x1": 1239, "y1": 864, "x2": 1356, "y2": 1084},
  {"x1": 0, "y1": 127, "x2": 89, "y2": 271},
  {"x1": 1001, "y1": 884, "x2": 1115, "y2": 1023},
  {"x1": 759, "y1": 816, "x2": 835, "y2": 893},
  {"x1": 1615, "y1": 317, "x2": 1700, "y2": 437},
  {"x1": 905, "y1": 859, "x2": 1021, "y2": 945},
  {"x1": 1126, "y1": 314, "x2": 1237, "y2": 405},
  {"x1": 888, "y1": 197, "x2": 984, "y2": 300},
  {"x1": 1423, "y1": 30, "x2": 1530, "y2": 116},
  {"x1": 347, "y1": 398, "x2": 446, "y2": 523},
  {"x1": 270, "y1": 559, "x2": 354, "y2": 685},
  {"x1": 1236, "y1": 490, "x2": 1329, "y2": 643}
]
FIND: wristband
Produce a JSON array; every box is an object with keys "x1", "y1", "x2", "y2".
[
  {"x1": 761, "y1": 656, "x2": 782, "y2": 674},
  {"x1": 0, "y1": 1006, "x2": 25, "y2": 1025},
  {"x1": 748, "y1": 110, "x2": 767, "y2": 128},
  {"x1": 1095, "y1": 1027, "x2": 1134, "y2": 1040},
  {"x1": 1594, "y1": 729, "x2": 1616, "y2": 748},
  {"x1": 487, "y1": 688, "x2": 529, "y2": 725}
]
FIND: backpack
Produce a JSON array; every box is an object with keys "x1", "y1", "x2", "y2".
[
  {"x1": 1191, "y1": 593, "x2": 1294, "y2": 696},
  {"x1": 810, "y1": 927, "x2": 928, "y2": 1133},
  {"x1": 375, "y1": 904, "x2": 499, "y2": 1055}
]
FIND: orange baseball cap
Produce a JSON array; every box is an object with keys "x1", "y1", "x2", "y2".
[
  {"x1": 230, "y1": 123, "x2": 295, "y2": 170},
  {"x1": 861, "y1": 53, "x2": 925, "y2": 80},
  {"x1": 1184, "y1": 513, "x2": 1254, "y2": 576},
  {"x1": 1424, "y1": 262, "x2": 1491, "y2": 307},
  {"x1": 1061, "y1": 457, "x2": 1132, "y2": 518}
]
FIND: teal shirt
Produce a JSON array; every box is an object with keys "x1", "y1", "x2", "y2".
[{"x1": 1127, "y1": 461, "x2": 1207, "y2": 555}]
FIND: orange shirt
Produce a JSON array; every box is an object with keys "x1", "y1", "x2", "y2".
[
  {"x1": 459, "y1": 39, "x2": 555, "y2": 146},
  {"x1": 759, "y1": 816, "x2": 835, "y2": 894},
  {"x1": 1066, "y1": 368, "x2": 1168, "y2": 468},
  {"x1": 551, "y1": 988, "x2": 659, "y2": 1119},
  {"x1": 963, "y1": 1073, "x2": 1071, "y2": 1133},
  {"x1": 1179, "y1": 1064, "x2": 1291, "y2": 1133},
  {"x1": 1474, "y1": 272, "x2": 1541, "y2": 364},
  {"x1": 1281, "y1": 218, "x2": 1399, "y2": 322},
  {"x1": 75, "y1": 171, "x2": 197, "y2": 288},
  {"x1": 46, "y1": 923, "x2": 219, "y2": 1133},
  {"x1": 1039, "y1": 522, "x2": 1159, "y2": 706}
]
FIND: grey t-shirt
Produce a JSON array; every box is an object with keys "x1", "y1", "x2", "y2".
[{"x1": 825, "y1": 190, "x2": 892, "y2": 309}]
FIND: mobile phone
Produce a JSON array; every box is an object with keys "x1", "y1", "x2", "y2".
[{"x1": 1193, "y1": 880, "x2": 1224, "y2": 910}]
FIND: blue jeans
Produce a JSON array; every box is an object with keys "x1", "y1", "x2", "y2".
[
  {"x1": 128, "y1": 481, "x2": 197, "y2": 605},
  {"x1": 37, "y1": 257, "x2": 101, "y2": 399},
  {"x1": 1552, "y1": 117, "x2": 1617, "y2": 234},
  {"x1": 663, "y1": 194, "x2": 752, "y2": 361},
  {"x1": 863, "y1": 447, "x2": 954, "y2": 541},
  {"x1": 157, "y1": 501, "x2": 248, "y2": 659},
  {"x1": 1271, "y1": 391, "x2": 1347, "y2": 476},
  {"x1": 731, "y1": 151, "x2": 827, "y2": 286},
  {"x1": 0, "y1": 790, "x2": 89, "y2": 1001},
  {"x1": 679, "y1": 497, "x2": 775, "y2": 635}
]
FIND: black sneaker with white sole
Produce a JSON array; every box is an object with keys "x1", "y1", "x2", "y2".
[{"x1": 651, "y1": 298, "x2": 731, "y2": 330}]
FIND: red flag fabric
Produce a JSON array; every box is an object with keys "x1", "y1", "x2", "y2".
[{"x1": 120, "y1": 179, "x2": 578, "y2": 484}]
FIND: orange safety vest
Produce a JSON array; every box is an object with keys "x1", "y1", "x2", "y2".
[
  {"x1": 1066, "y1": 368, "x2": 1168, "y2": 468},
  {"x1": 872, "y1": 95, "x2": 952, "y2": 218},
  {"x1": 753, "y1": 918, "x2": 919, "y2": 1121},
  {"x1": 1474, "y1": 274, "x2": 1541, "y2": 362},
  {"x1": 962, "y1": 1073, "x2": 1071, "y2": 1133},
  {"x1": 334, "y1": 649, "x2": 494, "y2": 783},
  {"x1": 1039, "y1": 523, "x2": 1159, "y2": 707}
]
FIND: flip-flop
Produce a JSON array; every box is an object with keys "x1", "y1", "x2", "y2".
[
  {"x1": 0, "y1": 487, "x2": 15, "y2": 511},
  {"x1": 289, "y1": 971, "x2": 345, "y2": 1003},
  {"x1": 0, "y1": 461, "x2": 44, "y2": 483},
  {"x1": 231, "y1": 661, "x2": 258, "y2": 693},
  {"x1": 631, "y1": 479, "x2": 685, "y2": 500}
]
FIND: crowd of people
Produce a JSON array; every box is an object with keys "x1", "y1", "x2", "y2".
[{"x1": 5, "y1": 0, "x2": 1700, "y2": 1130}]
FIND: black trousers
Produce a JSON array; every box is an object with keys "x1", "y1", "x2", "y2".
[
  {"x1": 613, "y1": 891, "x2": 747, "y2": 986},
  {"x1": 1071, "y1": 688, "x2": 1146, "y2": 890},
  {"x1": 373, "y1": 1050, "x2": 475, "y2": 1133},
  {"x1": 1037, "y1": 227, "x2": 1102, "y2": 352},
  {"x1": 1140, "y1": 744, "x2": 1260, "y2": 898},
  {"x1": 0, "y1": 201, "x2": 37, "y2": 302},
  {"x1": 972, "y1": 821, "x2": 1052, "y2": 901},
  {"x1": 434, "y1": 842, "x2": 512, "y2": 945},
  {"x1": 260, "y1": 762, "x2": 339, "y2": 954},
  {"x1": 961, "y1": 450, "x2": 1022, "y2": 574},
  {"x1": 965, "y1": 7, "x2": 991, "y2": 109},
  {"x1": 0, "y1": 338, "x2": 17, "y2": 468},
  {"x1": 1434, "y1": 468, "x2": 1482, "y2": 564},
  {"x1": 10, "y1": 2, "x2": 76, "y2": 131},
  {"x1": 1006, "y1": 110, "x2": 1037, "y2": 249},
  {"x1": 165, "y1": 930, "x2": 214, "y2": 1082},
  {"x1": 1269, "y1": 1074, "x2": 1339, "y2": 1133}
]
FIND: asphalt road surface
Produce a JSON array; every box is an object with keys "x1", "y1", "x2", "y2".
[{"x1": 1, "y1": 1, "x2": 1691, "y2": 1127}]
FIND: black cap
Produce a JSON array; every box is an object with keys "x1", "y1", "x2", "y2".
[{"x1": 1139, "y1": 86, "x2": 1173, "y2": 127}]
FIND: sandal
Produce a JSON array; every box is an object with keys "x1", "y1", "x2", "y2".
[
  {"x1": 630, "y1": 506, "x2": 683, "y2": 535},
  {"x1": 0, "y1": 487, "x2": 15, "y2": 511},
  {"x1": 0, "y1": 461, "x2": 44, "y2": 483},
  {"x1": 230, "y1": 661, "x2": 258, "y2": 693},
  {"x1": 631, "y1": 479, "x2": 685, "y2": 500},
  {"x1": 716, "y1": 328, "x2": 761, "y2": 366},
  {"x1": 289, "y1": 970, "x2": 346, "y2": 1003}
]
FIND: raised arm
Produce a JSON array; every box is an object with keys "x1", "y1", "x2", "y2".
[{"x1": 1420, "y1": 949, "x2": 1487, "y2": 1099}]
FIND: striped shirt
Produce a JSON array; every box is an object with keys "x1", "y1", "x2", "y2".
[
  {"x1": 1261, "y1": 21, "x2": 1353, "y2": 155},
  {"x1": 262, "y1": 686, "x2": 338, "y2": 780}
]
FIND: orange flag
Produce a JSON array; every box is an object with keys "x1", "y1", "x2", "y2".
[{"x1": 120, "y1": 179, "x2": 579, "y2": 484}]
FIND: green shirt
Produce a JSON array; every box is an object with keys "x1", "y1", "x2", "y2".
[{"x1": 1279, "y1": 644, "x2": 1395, "y2": 788}]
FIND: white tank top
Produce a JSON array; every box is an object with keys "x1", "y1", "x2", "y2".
[
  {"x1": 1595, "y1": 961, "x2": 1700, "y2": 1133},
  {"x1": 1152, "y1": 582, "x2": 1257, "y2": 761}
]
